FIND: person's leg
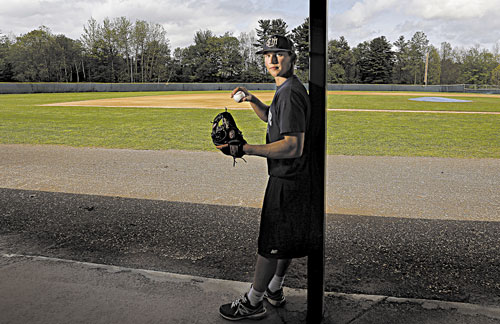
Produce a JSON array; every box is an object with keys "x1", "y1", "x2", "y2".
[
  {"x1": 247, "y1": 254, "x2": 277, "y2": 306},
  {"x1": 252, "y1": 254, "x2": 278, "y2": 292},
  {"x1": 267, "y1": 258, "x2": 291, "y2": 292},
  {"x1": 264, "y1": 258, "x2": 291, "y2": 307},
  {"x1": 276, "y1": 258, "x2": 292, "y2": 276}
]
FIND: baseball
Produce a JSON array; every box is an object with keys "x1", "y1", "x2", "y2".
[{"x1": 233, "y1": 91, "x2": 245, "y2": 103}]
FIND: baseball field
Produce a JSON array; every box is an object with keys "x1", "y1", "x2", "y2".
[{"x1": 1, "y1": 90, "x2": 499, "y2": 158}]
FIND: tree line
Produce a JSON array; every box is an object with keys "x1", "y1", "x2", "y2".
[{"x1": 1, "y1": 17, "x2": 499, "y2": 85}]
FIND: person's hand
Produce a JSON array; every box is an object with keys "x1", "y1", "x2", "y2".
[
  {"x1": 231, "y1": 87, "x2": 252, "y2": 102},
  {"x1": 216, "y1": 143, "x2": 247, "y2": 157}
]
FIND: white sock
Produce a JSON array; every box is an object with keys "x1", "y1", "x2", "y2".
[
  {"x1": 247, "y1": 287, "x2": 265, "y2": 306},
  {"x1": 267, "y1": 275, "x2": 285, "y2": 293}
]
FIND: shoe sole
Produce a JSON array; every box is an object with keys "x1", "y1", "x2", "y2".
[{"x1": 219, "y1": 309, "x2": 267, "y2": 321}]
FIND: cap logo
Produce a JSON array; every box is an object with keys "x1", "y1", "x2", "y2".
[{"x1": 266, "y1": 36, "x2": 278, "y2": 48}]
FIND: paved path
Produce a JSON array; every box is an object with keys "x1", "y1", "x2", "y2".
[{"x1": 1, "y1": 144, "x2": 499, "y2": 222}]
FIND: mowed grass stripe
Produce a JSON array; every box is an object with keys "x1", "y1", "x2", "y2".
[
  {"x1": 1, "y1": 106, "x2": 499, "y2": 158},
  {"x1": 0, "y1": 92, "x2": 499, "y2": 158}
]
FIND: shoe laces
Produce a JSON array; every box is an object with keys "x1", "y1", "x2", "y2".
[{"x1": 231, "y1": 295, "x2": 248, "y2": 308}]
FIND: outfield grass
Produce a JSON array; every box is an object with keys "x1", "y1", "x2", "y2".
[
  {"x1": 328, "y1": 112, "x2": 499, "y2": 157},
  {"x1": 0, "y1": 92, "x2": 499, "y2": 158}
]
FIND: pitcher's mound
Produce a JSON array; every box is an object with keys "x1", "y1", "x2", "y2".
[{"x1": 409, "y1": 97, "x2": 472, "y2": 103}]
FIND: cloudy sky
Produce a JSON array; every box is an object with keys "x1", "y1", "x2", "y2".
[{"x1": 1, "y1": 0, "x2": 499, "y2": 51}]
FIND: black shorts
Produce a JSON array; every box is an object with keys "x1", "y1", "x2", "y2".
[{"x1": 258, "y1": 176, "x2": 314, "y2": 259}]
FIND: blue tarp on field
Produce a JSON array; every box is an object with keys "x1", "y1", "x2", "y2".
[{"x1": 409, "y1": 97, "x2": 472, "y2": 103}]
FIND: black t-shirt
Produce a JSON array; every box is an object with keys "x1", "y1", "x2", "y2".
[{"x1": 266, "y1": 75, "x2": 311, "y2": 179}]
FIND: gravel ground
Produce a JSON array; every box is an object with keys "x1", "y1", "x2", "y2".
[{"x1": 1, "y1": 144, "x2": 499, "y2": 306}]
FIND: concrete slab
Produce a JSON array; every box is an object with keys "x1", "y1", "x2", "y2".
[{"x1": 2, "y1": 254, "x2": 500, "y2": 324}]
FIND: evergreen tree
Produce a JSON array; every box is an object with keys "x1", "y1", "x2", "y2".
[
  {"x1": 291, "y1": 18, "x2": 309, "y2": 82},
  {"x1": 255, "y1": 19, "x2": 271, "y2": 48},
  {"x1": 392, "y1": 36, "x2": 411, "y2": 84},
  {"x1": 366, "y1": 36, "x2": 393, "y2": 83},
  {"x1": 328, "y1": 36, "x2": 355, "y2": 83},
  {"x1": 352, "y1": 41, "x2": 370, "y2": 83},
  {"x1": 270, "y1": 19, "x2": 289, "y2": 36},
  {"x1": 255, "y1": 18, "x2": 289, "y2": 45}
]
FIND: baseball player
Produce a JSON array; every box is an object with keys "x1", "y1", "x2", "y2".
[{"x1": 218, "y1": 34, "x2": 313, "y2": 321}]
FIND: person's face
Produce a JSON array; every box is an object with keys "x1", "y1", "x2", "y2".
[{"x1": 264, "y1": 51, "x2": 293, "y2": 78}]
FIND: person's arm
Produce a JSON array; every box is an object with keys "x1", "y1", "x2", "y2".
[
  {"x1": 231, "y1": 87, "x2": 269, "y2": 122},
  {"x1": 244, "y1": 133, "x2": 304, "y2": 159}
]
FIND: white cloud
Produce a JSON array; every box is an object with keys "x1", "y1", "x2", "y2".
[
  {"x1": 1, "y1": 0, "x2": 499, "y2": 51},
  {"x1": 329, "y1": 0, "x2": 500, "y2": 50},
  {"x1": 335, "y1": 0, "x2": 398, "y2": 28},
  {"x1": 403, "y1": 0, "x2": 498, "y2": 20},
  {"x1": 0, "y1": 0, "x2": 310, "y2": 48}
]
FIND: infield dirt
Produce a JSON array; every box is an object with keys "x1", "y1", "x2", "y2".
[{"x1": 42, "y1": 92, "x2": 276, "y2": 109}]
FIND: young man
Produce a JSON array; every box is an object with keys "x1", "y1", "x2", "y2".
[{"x1": 218, "y1": 35, "x2": 313, "y2": 321}]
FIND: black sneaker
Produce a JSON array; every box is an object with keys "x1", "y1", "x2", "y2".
[
  {"x1": 219, "y1": 293, "x2": 267, "y2": 321},
  {"x1": 264, "y1": 287, "x2": 286, "y2": 307}
]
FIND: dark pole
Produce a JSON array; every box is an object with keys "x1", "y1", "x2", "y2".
[{"x1": 307, "y1": 0, "x2": 328, "y2": 323}]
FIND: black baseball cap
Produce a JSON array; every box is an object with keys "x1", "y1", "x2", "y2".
[{"x1": 256, "y1": 34, "x2": 295, "y2": 54}]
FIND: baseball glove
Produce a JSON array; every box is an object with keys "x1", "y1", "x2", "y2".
[{"x1": 211, "y1": 108, "x2": 247, "y2": 166}]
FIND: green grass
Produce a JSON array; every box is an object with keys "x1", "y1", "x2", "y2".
[
  {"x1": 0, "y1": 92, "x2": 266, "y2": 151},
  {"x1": 328, "y1": 112, "x2": 499, "y2": 157},
  {"x1": 0, "y1": 92, "x2": 499, "y2": 158}
]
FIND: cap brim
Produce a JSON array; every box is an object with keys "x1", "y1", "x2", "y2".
[{"x1": 256, "y1": 48, "x2": 293, "y2": 54}]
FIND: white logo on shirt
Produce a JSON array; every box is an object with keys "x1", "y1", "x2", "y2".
[{"x1": 268, "y1": 110, "x2": 273, "y2": 127}]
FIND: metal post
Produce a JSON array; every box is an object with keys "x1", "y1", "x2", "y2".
[{"x1": 307, "y1": 0, "x2": 328, "y2": 323}]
